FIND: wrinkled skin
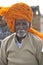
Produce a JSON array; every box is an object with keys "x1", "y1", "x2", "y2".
[{"x1": 15, "y1": 19, "x2": 31, "y2": 43}]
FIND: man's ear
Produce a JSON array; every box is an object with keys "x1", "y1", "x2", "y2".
[
  {"x1": 29, "y1": 22, "x2": 31, "y2": 28},
  {"x1": 14, "y1": 20, "x2": 16, "y2": 32},
  {"x1": 0, "y1": 16, "x2": 2, "y2": 21}
]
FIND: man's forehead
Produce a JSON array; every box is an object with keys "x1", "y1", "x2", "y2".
[{"x1": 16, "y1": 19, "x2": 29, "y2": 23}]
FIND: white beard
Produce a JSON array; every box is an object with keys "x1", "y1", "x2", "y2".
[{"x1": 16, "y1": 30, "x2": 27, "y2": 38}]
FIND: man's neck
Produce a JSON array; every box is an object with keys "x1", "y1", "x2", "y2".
[{"x1": 16, "y1": 35, "x2": 26, "y2": 43}]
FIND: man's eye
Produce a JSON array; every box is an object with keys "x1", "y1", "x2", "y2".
[
  {"x1": 23, "y1": 22, "x2": 29, "y2": 26},
  {"x1": 23, "y1": 23, "x2": 27, "y2": 25},
  {"x1": 16, "y1": 23, "x2": 20, "y2": 25}
]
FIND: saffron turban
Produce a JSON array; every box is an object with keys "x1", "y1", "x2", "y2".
[
  {"x1": 5, "y1": 3, "x2": 33, "y2": 32},
  {"x1": 5, "y1": 3, "x2": 43, "y2": 40}
]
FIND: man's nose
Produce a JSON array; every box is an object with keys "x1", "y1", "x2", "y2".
[{"x1": 20, "y1": 24, "x2": 23, "y2": 29}]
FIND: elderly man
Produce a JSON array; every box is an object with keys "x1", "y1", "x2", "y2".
[{"x1": 0, "y1": 3, "x2": 43, "y2": 65}]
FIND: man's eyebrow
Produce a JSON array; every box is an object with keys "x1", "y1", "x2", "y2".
[{"x1": 16, "y1": 20, "x2": 29, "y2": 24}]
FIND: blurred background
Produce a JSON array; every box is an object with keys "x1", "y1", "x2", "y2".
[{"x1": 0, "y1": 0, "x2": 43, "y2": 40}]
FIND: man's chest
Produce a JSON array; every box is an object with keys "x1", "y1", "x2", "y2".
[{"x1": 7, "y1": 46, "x2": 38, "y2": 65}]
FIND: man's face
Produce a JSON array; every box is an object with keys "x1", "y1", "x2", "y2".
[{"x1": 16, "y1": 20, "x2": 30, "y2": 38}]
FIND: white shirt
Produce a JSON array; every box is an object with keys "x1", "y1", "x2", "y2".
[{"x1": 15, "y1": 37, "x2": 24, "y2": 48}]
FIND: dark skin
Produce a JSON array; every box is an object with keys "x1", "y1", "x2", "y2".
[
  {"x1": 16, "y1": 34, "x2": 26, "y2": 43},
  {"x1": 15, "y1": 20, "x2": 31, "y2": 43}
]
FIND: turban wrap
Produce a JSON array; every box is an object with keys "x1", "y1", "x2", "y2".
[
  {"x1": 5, "y1": 3, "x2": 33, "y2": 32},
  {"x1": 5, "y1": 3, "x2": 43, "y2": 40}
]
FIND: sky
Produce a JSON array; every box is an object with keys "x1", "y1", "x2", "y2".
[{"x1": 0, "y1": 0, "x2": 43, "y2": 15}]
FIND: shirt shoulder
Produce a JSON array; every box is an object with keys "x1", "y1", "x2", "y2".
[
  {"x1": 1, "y1": 33, "x2": 16, "y2": 49},
  {"x1": 29, "y1": 33, "x2": 43, "y2": 49},
  {"x1": 30, "y1": 33, "x2": 43, "y2": 42}
]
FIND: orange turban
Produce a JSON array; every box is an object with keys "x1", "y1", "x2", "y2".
[
  {"x1": 5, "y1": 3, "x2": 43, "y2": 40},
  {"x1": 5, "y1": 3, "x2": 33, "y2": 32}
]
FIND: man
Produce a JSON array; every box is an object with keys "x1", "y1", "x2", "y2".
[{"x1": 0, "y1": 3, "x2": 43, "y2": 65}]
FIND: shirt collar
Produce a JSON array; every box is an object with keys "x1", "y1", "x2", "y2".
[{"x1": 15, "y1": 36, "x2": 24, "y2": 48}]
